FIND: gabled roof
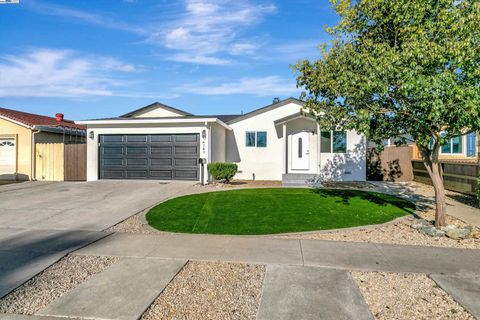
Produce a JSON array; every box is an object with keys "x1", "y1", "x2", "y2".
[
  {"x1": 120, "y1": 102, "x2": 193, "y2": 118},
  {"x1": 227, "y1": 97, "x2": 305, "y2": 124},
  {"x1": 0, "y1": 107, "x2": 85, "y2": 130},
  {"x1": 274, "y1": 112, "x2": 316, "y2": 125}
]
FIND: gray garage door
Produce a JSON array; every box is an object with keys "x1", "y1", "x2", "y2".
[{"x1": 99, "y1": 134, "x2": 200, "y2": 180}]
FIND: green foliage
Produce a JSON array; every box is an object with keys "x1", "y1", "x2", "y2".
[
  {"x1": 294, "y1": 0, "x2": 480, "y2": 153},
  {"x1": 207, "y1": 162, "x2": 238, "y2": 183},
  {"x1": 146, "y1": 188, "x2": 414, "y2": 235}
]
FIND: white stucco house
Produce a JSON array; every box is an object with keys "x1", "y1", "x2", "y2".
[{"x1": 78, "y1": 98, "x2": 367, "y2": 184}]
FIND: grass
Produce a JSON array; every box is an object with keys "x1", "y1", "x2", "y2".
[{"x1": 146, "y1": 188, "x2": 416, "y2": 235}]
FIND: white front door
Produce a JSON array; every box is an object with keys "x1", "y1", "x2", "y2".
[
  {"x1": 0, "y1": 138, "x2": 16, "y2": 179},
  {"x1": 291, "y1": 131, "x2": 309, "y2": 170}
]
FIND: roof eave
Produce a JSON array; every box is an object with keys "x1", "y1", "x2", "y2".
[{"x1": 77, "y1": 117, "x2": 232, "y2": 130}]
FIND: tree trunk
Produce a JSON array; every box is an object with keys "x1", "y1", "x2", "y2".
[{"x1": 420, "y1": 145, "x2": 447, "y2": 228}]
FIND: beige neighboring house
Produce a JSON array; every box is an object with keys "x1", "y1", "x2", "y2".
[{"x1": 0, "y1": 107, "x2": 86, "y2": 181}]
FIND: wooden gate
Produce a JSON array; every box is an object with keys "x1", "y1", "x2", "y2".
[
  {"x1": 367, "y1": 146, "x2": 413, "y2": 182},
  {"x1": 64, "y1": 143, "x2": 86, "y2": 181},
  {"x1": 35, "y1": 143, "x2": 86, "y2": 181},
  {"x1": 35, "y1": 143, "x2": 64, "y2": 181}
]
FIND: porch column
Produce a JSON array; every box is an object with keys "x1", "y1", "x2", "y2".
[
  {"x1": 283, "y1": 123, "x2": 287, "y2": 174},
  {"x1": 317, "y1": 123, "x2": 321, "y2": 174}
]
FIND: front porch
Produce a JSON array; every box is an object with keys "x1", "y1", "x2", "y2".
[{"x1": 275, "y1": 112, "x2": 367, "y2": 183}]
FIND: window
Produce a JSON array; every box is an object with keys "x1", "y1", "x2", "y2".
[
  {"x1": 321, "y1": 131, "x2": 347, "y2": 153},
  {"x1": 246, "y1": 132, "x2": 255, "y2": 147},
  {"x1": 257, "y1": 131, "x2": 267, "y2": 147},
  {"x1": 298, "y1": 138, "x2": 303, "y2": 158},
  {"x1": 441, "y1": 135, "x2": 464, "y2": 155},
  {"x1": 320, "y1": 131, "x2": 331, "y2": 153},
  {"x1": 246, "y1": 131, "x2": 267, "y2": 148},
  {"x1": 333, "y1": 131, "x2": 347, "y2": 153},
  {"x1": 467, "y1": 132, "x2": 476, "y2": 157}
]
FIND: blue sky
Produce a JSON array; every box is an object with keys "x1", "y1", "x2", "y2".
[{"x1": 0, "y1": 0, "x2": 337, "y2": 120}]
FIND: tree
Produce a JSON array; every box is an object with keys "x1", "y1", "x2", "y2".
[{"x1": 295, "y1": 0, "x2": 480, "y2": 227}]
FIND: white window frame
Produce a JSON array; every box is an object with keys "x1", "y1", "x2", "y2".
[
  {"x1": 320, "y1": 130, "x2": 348, "y2": 154},
  {"x1": 440, "y1": 134, "x2": 466, "y2": 155},
  {"x1": 245, "y1": 131, "x2": 267, "y2": 148}
]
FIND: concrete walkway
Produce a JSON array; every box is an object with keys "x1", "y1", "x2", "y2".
[
  {"x1": 430, "y1": 274, "x2": 480, "y2": 318},
  {"x1": 38, "y1": 258, "x2": 186, "y2": 320},
  {"x1": 74, "y1": 232, "x2": 480, "y2": 276},
  {"x1": 257, "y1": 265, "x2": 373, "y2": 320},
  {"x1": 371, "y1": 182, "x2": 480, "y2": 227}
]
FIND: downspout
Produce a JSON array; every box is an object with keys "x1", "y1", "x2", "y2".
[{"x1": 31, "y1": 127, "x2": 41, "y2": 181}]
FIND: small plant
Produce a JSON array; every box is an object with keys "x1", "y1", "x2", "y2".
[{"x1": 207, "y1": 162, "x2": 238, "y2": 184}]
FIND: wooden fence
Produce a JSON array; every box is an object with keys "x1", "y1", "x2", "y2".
[
  {"x1": 64, "y1": 143, "x2": 86, "y2": 181},
  {"x1": 367, "y1": 146, "x2": 413, "y2": 182},
  {"x1": 35, "y1": 143, "x2": 86, "y2": 181},
  {"x1": 412, "y1": 160, "x2": 479, "y2": 195}
]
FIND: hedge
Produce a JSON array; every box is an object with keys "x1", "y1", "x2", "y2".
[{"x1": 207, "y1": 162, "x2": 238, "y2": 183}]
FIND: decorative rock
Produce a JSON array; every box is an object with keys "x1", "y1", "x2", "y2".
[
  {"x1": 446, "y1": 227, "x2": 473, "y2": 240},
  {"x1": 440, "y1": 224, "x2": 457, "y2": 233},
  {"x1": 419, "y1": 226, "x2": 445, "y2": 237},
  {"x1": 411, "y1": 219, "x2": 430, "y2": 230}
]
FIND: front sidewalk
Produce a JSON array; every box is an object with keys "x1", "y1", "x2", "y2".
[{"x1": 74, "y1": 232, "x2": 480, "y2": 276}]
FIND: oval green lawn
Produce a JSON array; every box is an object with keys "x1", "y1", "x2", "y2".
[{"x1": 146, "y1": 188, "x2": 415, "y2": 235}]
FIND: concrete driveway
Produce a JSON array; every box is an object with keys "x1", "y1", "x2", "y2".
[{"x1": 0, "y1": 180, "x2": 196, "y2": 298}]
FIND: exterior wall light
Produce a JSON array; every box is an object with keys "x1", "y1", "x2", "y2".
[
  {"x1": 202, "y1": 129, "x2": 207, "y2": 140},
  {"x1": 89, "y1": 131, "x2": 95, "y2": 140}
]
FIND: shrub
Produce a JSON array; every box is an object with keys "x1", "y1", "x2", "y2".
[{"x1": 207, "y1": 162, "x2": 238, "y2": 184}]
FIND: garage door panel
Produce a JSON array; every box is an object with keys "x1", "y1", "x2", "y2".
[
  {"x1": 175, "y1": 135, "x2": 198, "y2": 143},
  {"x1": 174, "y1": 158, "x2": 198, "y2": 167},
  {"x1": 151, "y1": 135, "x2": 173, "y2": 143},
  {"x1": 126, "y1": 146, "x2": 148, "y2": 155},
  {"x1": 125, "y1": 135, "x2": 148, "y2": 143},
  {"x1": 101, "y1": 170, "x2": 125, "y2": 179},
  {"x1": 151, "y1": 158, "x2": 173, "y2": 166},
  {"x1": 175, "y1": 146, "x2": 198, "y2": 155},
  {"x1": 149, "y1": 170, "x2": 173, "y2": 179},
  {"x1": 126, "y1": 158, "x2": 148, "y2": 166},
  {"x1": 99, "y1": 134, "x2": 199, "y2": 180},
  {"x1": 125, "y1": 170, "x2": 149, "y2": 178},
  {"x1": 174, "y1": 170, "x2": 198, "y2": 180},
  {"x1": 102, "y1": 146, "x2": 124, "y2": 155},
  {"x1": 101, "y1": 136, "x2": 123, "y2": 144},
  {"x1": 102, "y1": 158, "x2": 124, "y2": 166},
  {"x1": 151, "y1": 146, "x2": 172, "y2": 155}
]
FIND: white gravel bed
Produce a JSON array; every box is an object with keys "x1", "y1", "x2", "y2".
[
  {"x1": 106, "y1": 210, "x2": 159, "y2": 234},
  {"x1": 352, "y1": 271, "x2": 474, "y2": 320},
  {"x1": 0, "y1": 255, "x2": 118, "y2": 315},
  {"x1": 277, "y1": 211, "x2": 480, "y2": 249},
  {"x1": 141, "y1": 261, "x2": 266, "y2": 320}
]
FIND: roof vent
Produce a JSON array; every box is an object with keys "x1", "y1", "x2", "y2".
[{"x1": 55, "y1": 113, "x2": 64, "y2": 122}]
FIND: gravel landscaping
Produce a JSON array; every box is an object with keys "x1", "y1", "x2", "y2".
[
  {"x1": 352, "y1": 271, "x2": 474, "y2": 320},
  {"x1": 141, "y1": 261, "x2": 265, "y2": 320},
  {"x1": 0, "y1": 255, "x2": 118, "y2": 315},
  {"x1": 278, "y1": 210, "x2": 480, "y2": 249}
]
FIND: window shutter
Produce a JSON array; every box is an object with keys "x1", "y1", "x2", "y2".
[{"x1": 466, "y1": 132, "x2": 476, "y2": 157}]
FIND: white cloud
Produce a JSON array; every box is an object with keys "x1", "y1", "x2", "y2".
[
  {"x1": 166, "y1": 54, "x2": 231, "y2": 65},
  {"x1": 155, "y1": 0, "x2": 276, "y2": 64},
  {"x1": 178, "y1": 76, "x2": 300, "y2": 96},
  {"x1": 26, "y1": 1, "x2": 145, "y2": 35},
  {"x1": 0, "y1": 49, "x2": 142, "y2": 98}
]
